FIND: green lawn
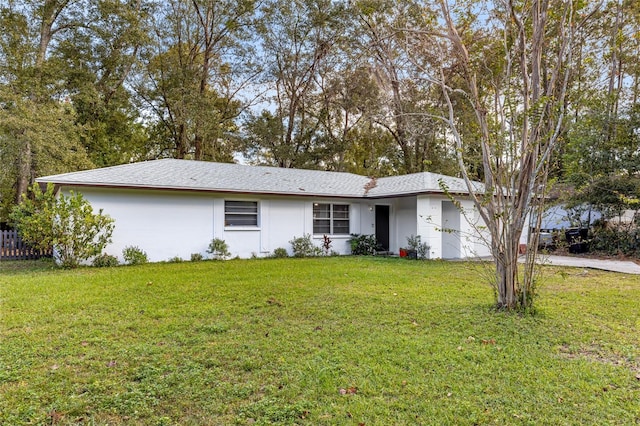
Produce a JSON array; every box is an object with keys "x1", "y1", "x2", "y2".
[{"x1": 1, "y1": 257, "x2": 639, "y2": 425}]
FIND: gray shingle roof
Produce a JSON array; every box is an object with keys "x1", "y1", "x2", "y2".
[{"x1": 37, "y1": 159, "x2": 482, "y2": 198}]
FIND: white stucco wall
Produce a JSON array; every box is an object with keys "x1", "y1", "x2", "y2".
[
  {"x1": 442, "y1": 200, "x2": 461, "y2": 258},
  {"x1": 413, "y1": 194, "x2": 491, "y2": 259},
  {"x1": 64, "y1": 186, "x2": 491, "y2": 262},
  {"x1": 64, "y1": 187, "x2": 377, "y2": 261},
  {"x1": 393, "y1": 197, "x2": 417, "y2": 253},
  {"x1": 64, "y1": 188, "x2": 215, "y2": 262},
  {"x1": 457, "y1": 199, "x2": 491, "y2": 258}
]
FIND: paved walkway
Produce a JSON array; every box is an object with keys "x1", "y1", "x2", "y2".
[{"x1": 529, "y1": 255, "x2": 640, "y2": 275}]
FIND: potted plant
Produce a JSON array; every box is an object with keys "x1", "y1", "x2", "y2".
[{"x1": 403, "y1": 235, "x2": 430, "y2": 260}]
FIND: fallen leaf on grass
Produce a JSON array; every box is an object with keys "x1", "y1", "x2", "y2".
[
  {"x1": 106, "y1": 360, "x2": 117, "y2": 368},
  {"x1": 266, "y1": 297, "x2": 283, "y2": 307},
  {"x1": 481, "y1": 339, "x2": 496, "y2": 345},
  {"x1": 47, "y1": 409, "x2": 63, "y2": 424},
  {"x1": 339, "y1": 387, "x2": 357, "y2": 395}
]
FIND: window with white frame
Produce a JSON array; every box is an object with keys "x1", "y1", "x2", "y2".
[
  {"x1": 313, "y1": 203, "x2": 349, "y2": 235},
  {"x1": 225, "y1": 200, "x2": 258, "y2": 226}
]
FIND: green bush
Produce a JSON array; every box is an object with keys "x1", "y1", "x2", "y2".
[
  {"x1": 590, "y1": 226, "x2": 640, "y2": 256},
  {"x1": 207, "y1": 238, "x2": 231, "y2": 260},
  {"x1": 10, "y1": 183, "x2": 115, "y2": 269},
  {"x1": 167, "y1": 256, "x2": 183, "y2": 263},
  {"x1": 122, "y1": 246, "x2": 148, "y2": 265},
  {"x1": 190, "y1": 253, "x2": 204, "y2": 262},
  {"x1": 348, "y1": 234, "x2": 379, "y2": 255},
  {"x1": 289, "y1": 234, "x2": 322, "y2": 257},
  {"x1": 271, "y1": 247, "x2": 289, "y2": 258},
  {"x1": 92, "y1": 253, "x2": 119, "y2": 268}
]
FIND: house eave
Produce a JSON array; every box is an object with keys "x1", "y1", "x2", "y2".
[
  {"x1": 35, "y1": 180, "x2": 477, "y2": 200},
  {"x1": 36, "y1": 181, "x2": 369, "y2": 199}
]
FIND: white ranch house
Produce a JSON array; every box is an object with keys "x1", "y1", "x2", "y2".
[{"x1": 37, "y1": 159, "x2": 490, "y2": 262}]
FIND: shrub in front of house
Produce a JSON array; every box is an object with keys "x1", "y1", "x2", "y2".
[
  {"x1": 190, "y1": 253, "x2": 204, "y2": 262},
  {"x1": 289, "y1": 234, "x2": 322, "y2": 257},
  {"x1": 122, "y1": 245, "x2": 148, "y2": 265},
  {"x1": 11, "y1": 183, "x2": 115, "y2": 268},
  {"x1": 348, "y1": 234, "x2": 379, "y2": 255},
  {"x1": 271, "y1": 247, "x2": 289, "y2": 258},
  {"x1": 93, "y1": 253, "x2": 119, "y2": 268},
  {"x1": 208, "y1": 238, "x2": 231, "y2": 260}
]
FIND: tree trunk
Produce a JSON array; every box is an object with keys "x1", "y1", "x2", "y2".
[
  {"x1": 15, "y1": 1, "x2": 69, "y2": 202},
  {"x1": 15, "y1": 138, "x2": 32, "y2": 204}
]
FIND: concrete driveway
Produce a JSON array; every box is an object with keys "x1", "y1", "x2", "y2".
[{"x1": 532, "y1": 255, "x2": 640, "y2": 275}]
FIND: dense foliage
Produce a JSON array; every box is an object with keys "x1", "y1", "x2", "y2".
[
  {"x1": 289, "y1": 234, "x2": 323, "y2": 258},
  {"x1": 348, "y1": 234, "x2": 380, "y2": 255},
  {"x1": 10, "y1": 183, "x2": 114, "y2": 268},
  {"x1": 122, "y1": 245, "x2": 148, "y2": 265}
]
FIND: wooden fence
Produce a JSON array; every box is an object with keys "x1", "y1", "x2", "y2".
[{"x1": 0, "y1": 230, "x2": 52, "y2": 260}]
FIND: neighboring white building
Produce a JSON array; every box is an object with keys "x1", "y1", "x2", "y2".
[{"x1": 37, "y1": 159, "x2": 491, "y2": 262}]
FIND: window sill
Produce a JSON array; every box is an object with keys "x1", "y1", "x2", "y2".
[{"x1": 225, "y1": 226, "x2": 261, "y2": 231}]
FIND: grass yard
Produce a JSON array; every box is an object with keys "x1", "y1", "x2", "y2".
[{"x1": 1, "y1": 257, "x2": 639, "y2": 425}]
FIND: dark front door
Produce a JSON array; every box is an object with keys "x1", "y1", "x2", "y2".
[{"x1": 375, "y1": 205, "x2": 390, "y2": 251}]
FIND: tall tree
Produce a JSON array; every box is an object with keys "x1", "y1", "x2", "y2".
[
  {"x1": 136, "y1": 0, "x2": 255, "y2": 161},
  {"x1": 312, "y1": 65, "x2": 381, "y2": 172},
  {"x1": 350, "y1": 0, "x2": 457, "y2": 174},
  {"x1": 242, "y1": 0, "x2": 347, "y2": 168},
  {"x1": 425, "y1": 0, "x2": 598, "y2": 310},
  {"x1": 63, "y1": 0, "x2": 152, "y2": 167},
  {"x1": 0, "y1": 1, "x2": 92, "y2": 220}
]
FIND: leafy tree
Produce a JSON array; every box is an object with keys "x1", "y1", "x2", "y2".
[
  {"x1": 424, "y1": 0, "x2": 599, "y2": 311},
  {"x1": 243, "y1": 0, "x2": 347, "y2": 168},
  {"x1": 10, "y1": 183, "x2": 114, "y2": 268},
  {"x1": 0, "y1": 0, "x2": 153, "y2": 220},
  {"x1": 62, "y1": 0, "x2": 153, "y2": 167},
  {"x1": 349, "y1": 0, "x2": 458, "y2": 175},
  {"x1": 0, "y1": 90, "x2": 92, "y2": 221},
  {"x1": 567, "y1": 175, "x2": 640, "y2": 223},
  {"x1": 135, "y1": 0, "x2": 254, "y2": 161}
]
